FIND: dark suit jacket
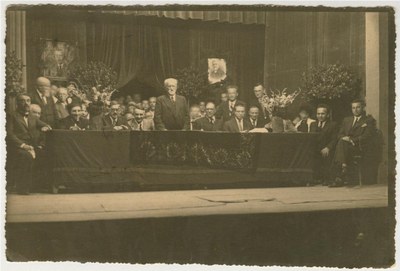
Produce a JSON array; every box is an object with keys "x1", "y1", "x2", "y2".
[
  {"x1": 316, "y1": 120, "x2": 338, "y2": 151},
  {"x1": 337, "y1": 115, "x2": 374, "y2": 146},
  {"x1": 30, "y1": 90, "x2": 58, "y2": 127},
  {"x1": 101, "y1": 115, "x2": 128, "y2": 130},
  {"x1": 223, "y1": 118, "x2": 252, "y2": 133},
  {"x1": 7, "y1": 111, "x2": 48, "y2": 149},
  {"x1": 86, "y1": 115, "x2": 102, "y2": 131},
  {"x1": 193, "y1": 117, "x2": 224, "y2": 131},
  {"x1": 248, "y1": 117, "x2": 268, "y2": 129},
  {"x1": 296, "y1": 118, "x2": 318, "y2": 133},
  {"x1": 58, "y1": 116, "x2": 89, "y2": 130},
  {"x1": 129, "y1": 118, "x2": 155, "y2": 131},
  {"x1": 215, "y1": 100, "x2": 246, "y2": 122},
  {"x1": 154, "y1": 95, "x2": 189, "y2": 130},
  {"x1": 55, "y1": 102, "x2": 69, "y2": 120}
]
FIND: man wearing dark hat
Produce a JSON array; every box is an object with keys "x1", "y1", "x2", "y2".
[
  {"x1": 58, "y1": 103, "x2": 89, "y2": 130},
  {"x1": 294, "y1": 104, "x2": 317, "y2": 133}
]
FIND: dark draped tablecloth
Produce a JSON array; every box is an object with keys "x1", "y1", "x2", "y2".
[{"x1": 46, "y1": 130, "x2": 317, "y2": 188}]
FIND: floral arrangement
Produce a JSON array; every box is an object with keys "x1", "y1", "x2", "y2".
[
  {"x1": 68, "y1": 61, "x2": 119, "y2": 103},
  {"x1": 6, "y1": 51, "x2": 25, "y2": 96},
  {"x1": 175, "y1": 66, "x2": 208, "y2": 103},
  {"x1": 259, "y1": 88, "x2": 301, "y2": 114},
  {"x1": 301, "y1": 64, "x2": 360, "y2": 102}
]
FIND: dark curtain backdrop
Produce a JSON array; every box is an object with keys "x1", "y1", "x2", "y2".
[
  {"x1": 26, "y1": 11, "x2": 264, "y2": 102},
  {"x1": 26, "y1": 12, "x2": 88, "y2": 92},
  {"x1": 95, "y1": 10, "x2": 266, "y2": 25},
  {"x1": 264, "y1": 11, "x2": 365, "y2": 118},
  {"x1": 25, "y1": 10, "x2": 365, "y2": 107}
]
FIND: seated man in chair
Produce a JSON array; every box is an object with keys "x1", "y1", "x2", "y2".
[
  {"x1": 330, "y1": 99, "x2": 375, "y2": 187},
  {"x1": 7, "y1": 94, "x2": 52, "y2": 194}
]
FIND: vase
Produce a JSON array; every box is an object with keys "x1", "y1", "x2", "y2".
[{"x1": 270, "y1": 116, "x2": 284, "y2": 133}]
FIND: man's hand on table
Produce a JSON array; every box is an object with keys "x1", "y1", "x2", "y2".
[
  {"x1": 321, "y1": 147, "x2": 330, "y2": 157},
  {"x1": 113, "y1": 125, "x2": 129, "y2": 131},
  {"x1": 41, "y1": 126, "x2": 52, "y2": 132}
]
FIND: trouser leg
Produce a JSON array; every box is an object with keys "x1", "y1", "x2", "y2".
[{"x1": 14, "y1": 149, "x2": 34, "y2": 194}]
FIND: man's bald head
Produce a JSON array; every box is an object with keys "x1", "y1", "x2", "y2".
[
  {"x1": 30, "y1": 104, "x2": 42, "y2": 118},
  {"x1": 36, "y1": 77, "x2": 51, "y2": 97},
  {"x1": 36, "y1": 77, "x2": 51, "y2": 87}
]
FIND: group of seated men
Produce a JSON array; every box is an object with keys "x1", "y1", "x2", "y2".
[{"x1": 7, "y1": 76, "x2": 378, "y2": 194}]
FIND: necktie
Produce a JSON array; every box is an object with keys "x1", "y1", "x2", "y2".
[
  {"x1": 42, "y1": 95, "x2": 47, "y2": 105},
  {"x1": 352, "y1": 117, "x2": 359, "y2": 127},
  {"x1": 318, "y1": 121, "x2": 322, "y2": 128},
  {"x1": 112, "y1": 118, "x2": 116, "y2": 126},
  {"x1": 239, "y1": 120, "x2": 243, "y2": 131},
  {"x1": 23, "y1": 115, "x2": 28, "y2": 126},
  {"x1": 298, "y1": 120, "x2": 308, "y2": 133},
  {"x1": 139, "y1": 122, "x2": 143, "y2": 131},
  {"x1": 209, "y1": 118, "x2": 214, "y2": 124},
  {"x1": 252, "y1": 119, "x2": 256, "y2": 127},
  {"x1": 170, "y1": 96, "x2": 175, "y2": 103}
]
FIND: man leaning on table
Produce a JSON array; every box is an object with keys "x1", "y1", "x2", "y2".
[
  {"x1": 223, "y1": 103, "x2": 252, "y2": 133},
  {"x1": 193, "y1": 101, "x2": 224, "y2": 131},
  {"x1": 128, "y1": 107, "x2": 155, "y2": 131},
  {"x1": 102, "y1": 101, "x2": 129, "y2": 131}
]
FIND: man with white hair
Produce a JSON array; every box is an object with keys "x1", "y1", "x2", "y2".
[
  {"x1": 30, "y1": 77, "x2": 59, "y2": 127},
  {"x1": 55, "y1": 87, "x2": 69, "y2": 119},
  {"x1": 30, "y1": 104, "x2": 42, "y2": 118},
  {"x1": 154, "y1": 78, "x2": 189, "y2": 130}
]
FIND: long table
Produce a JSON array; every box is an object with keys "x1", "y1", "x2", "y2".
[{"x1": 46, "y1": 130, "x2": 317, "y2": 191}]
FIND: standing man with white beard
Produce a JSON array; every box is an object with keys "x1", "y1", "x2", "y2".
[{"x1": 154, "y1": 78, "x2": 189, "y2": 131}]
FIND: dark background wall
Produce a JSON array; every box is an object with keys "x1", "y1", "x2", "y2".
[
  {"x1": 264, "y1": 11, "x2": 365, "y2": 118},
  {"x1": 25, "y1": 9, "x2": 366, "y2": 118},
  {"x1": 25, "y1": 10, "x2": 264, "y2": 103}
]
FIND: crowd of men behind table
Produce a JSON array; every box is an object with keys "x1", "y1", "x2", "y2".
[{"x1": 7, "y1": 76, "x2": 381, "y2": 194}]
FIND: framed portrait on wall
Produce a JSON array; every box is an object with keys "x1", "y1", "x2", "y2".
[
  {"x1": 208, "y1": 58, "x2": 227, "y2": 84},
  {"x1": 39, "y1": 39, "x2": 78, "y2": 81}
]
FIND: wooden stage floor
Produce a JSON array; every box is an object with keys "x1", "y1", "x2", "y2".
[{"x1": 6, "y1": 184, "x2": 388, "y2": 223}]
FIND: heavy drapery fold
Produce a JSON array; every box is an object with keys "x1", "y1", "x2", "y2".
[
  {"x1": 93, "y1": 10, "x2": 266, "y2": 25},
  {"x1": 27, "y1": 12, "x2": 264, "y2": 100}
]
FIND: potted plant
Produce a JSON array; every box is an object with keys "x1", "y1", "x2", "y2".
[
  {"x1": 301, "y1": 64, "x2": 361, "y2": 120},
  {"x1": 6, "y1": 51, "x2": 25, "y2": 114},
  {"x1": 175, "y1": 66, "x2": 208, "y2": 105}
]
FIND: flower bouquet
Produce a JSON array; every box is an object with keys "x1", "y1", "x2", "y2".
[
  {"x1": 259, "y1": 88, "x2": 301, "y2": 133},
  {"x1": 260, "y1": 88, "x2": 301, "y2": 114},
  {"x1": 68, "y1": 61, "x2": 119, "y2": 104}
]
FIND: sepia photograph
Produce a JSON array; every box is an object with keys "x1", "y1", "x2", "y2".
[{"x1": 2, "y1": 3, "x2": 396, "y2": 270}]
